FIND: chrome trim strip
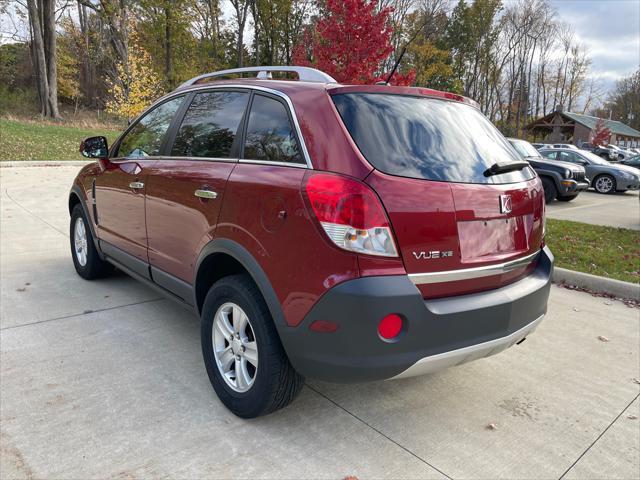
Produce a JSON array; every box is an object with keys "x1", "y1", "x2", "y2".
[
  {"x1": 155, "y1": 84, "x2": 314, "y2": 169},
  {"x1": 408, "y1": 250, "x2": 540, "y2": 285},
  {"x1": 390, "y1": 313, "x2": 545, "y2": 380},
  {"x1": 238, "y1": 159, "x2": 308, "y2": 169}
]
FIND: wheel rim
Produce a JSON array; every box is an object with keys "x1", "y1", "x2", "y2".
[
  {"x1": 595, "y1": 176, "x2": 613, "y2": 193},
  {"x1": 73, "y1": 217, "x2": 88, "y2": 266},
  {"x1": 212, "y1": 302, "x2": 258, "y2": 393}
]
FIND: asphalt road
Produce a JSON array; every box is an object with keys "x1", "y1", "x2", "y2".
[
  {"x1": 1, "y1": 164, "x2": 639, "y2": 479},
  {"x1": 546, "y1": 189, "x2": 640, "y2": 230}
]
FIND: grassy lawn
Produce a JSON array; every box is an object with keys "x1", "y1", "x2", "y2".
[
  {"x1": 0, "y1": 118, "x2": 121, "y2": 161},
  {"x1": 546, "y1": 218, "x2": 639, "y2": 284}
]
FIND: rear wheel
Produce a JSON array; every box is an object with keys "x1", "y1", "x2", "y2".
[
  {"x1": 200, "y1": 274, "x2": 304, "y2": 418},
  {"x1": 593, "y1": 175, "x2": 616, "y2": 194},
  {"x1": 541, "y1": 177, "x2": 557, "y2": 203},
  {"x1": 70, "y1": 204, "x2": 114, "y2": 279},
  {"x1": 556, "y1": 194, "x2": 578, "y2": 202}
]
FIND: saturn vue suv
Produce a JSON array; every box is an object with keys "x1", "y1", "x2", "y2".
[{"x1": 69, "y1": 66, "x2": 553, "y2": 418}]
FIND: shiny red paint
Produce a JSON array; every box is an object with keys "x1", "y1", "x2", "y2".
[
  {"x1": 216, "y1": 165, "x2": 359, "y2": 327},
  {"x1": 144, "y1": 158, "x2": 235, "y2": 282},
  {"x1": 94, "y1": 159, "x2": 156, "y2": 262}
]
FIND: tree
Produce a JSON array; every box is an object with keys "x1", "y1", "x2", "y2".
[
  {"x1": 589, "y1": 118, "x2": 611, "y2": 146},
  {"x1": 26, "y1": 0, "x2": 60, "y2": 117},
  {"x1": 106, "y1": 25, "x2": 163, "y2": 119},
  {"x1": 292, "y1": 0, "x2": 414, "y2": 85},
  {"x1": 230, "y1": 0, "x2": 253, "y2": 67}
]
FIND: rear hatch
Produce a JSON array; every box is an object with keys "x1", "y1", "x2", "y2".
[{"x1": 332, "y1": 91, "x2": 544, "y2": 298}]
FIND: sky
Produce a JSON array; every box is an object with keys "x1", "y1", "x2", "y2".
[{"x1": 549, "y1": 0, "x2": 640, "y2": 90}]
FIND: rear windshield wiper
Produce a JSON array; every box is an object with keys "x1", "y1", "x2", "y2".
[{"x1": 484, "y1": 160, "x2": 530, "y2": 177}]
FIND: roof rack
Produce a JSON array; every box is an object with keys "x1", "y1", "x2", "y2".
[{"x1": 179, "y1": 66, "x2": 337, "y2": 88}]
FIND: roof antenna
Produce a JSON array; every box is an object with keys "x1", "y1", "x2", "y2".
[{"x1": 380, "y1": 20, "x2": 429, "y2": 86}]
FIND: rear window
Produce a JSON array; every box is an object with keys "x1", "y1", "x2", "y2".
[{"x1": 332, "y1": 93, "x2": 535, "y2": 184}]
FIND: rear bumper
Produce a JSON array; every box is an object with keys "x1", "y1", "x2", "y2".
[{"x1": 281, "y1": 246, "x2": 553, "y2": 383}]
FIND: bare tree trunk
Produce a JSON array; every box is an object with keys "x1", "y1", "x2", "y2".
[
  {"x1": 164, "y1": 4, "x2": 174, "y2": 89},
  {"x1": 27, "y1": 0, "x2": 59, "y2": 118}
]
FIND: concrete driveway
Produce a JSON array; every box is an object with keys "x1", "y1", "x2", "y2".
[
  {"x1": 1, "y1": 164, "x2": 639, "y2": 480},
  {"x1": 547, "y1": 189, "x2": 640, "y2": 230}
]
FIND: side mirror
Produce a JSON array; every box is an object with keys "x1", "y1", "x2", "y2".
[{"x1": 80, "y1": 136, "x2": 108, "y2": 159}]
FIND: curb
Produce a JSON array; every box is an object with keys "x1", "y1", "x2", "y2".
[
  {"x1": 0, "y1": 160, "x2": 93, "y2": 168},
  {"x1": 553, "y1": 267, "x2": 640, "y2": 301}
]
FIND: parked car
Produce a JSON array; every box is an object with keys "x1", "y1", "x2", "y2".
[
  {"x1": 69, "y1": 66, "x2": 553, "y2": 418},
  {"x1": 551, "y1": 143, "x2": 580, "y2": 150},
  {"x1": 620, "y1": 155, "x2": 640, "y2": 170},
  {"x1": 531, "y1": 143, "x2": 546, "y2": 150},
  {"x1": 608, "y1": 144, "x2": 634, "y2": 161},
  {"x1": 540, "y1": 148, "x2": 640, "y2": 194},
  {"x1": 578, "y1": 142, "x2": 618, "y2": 161},
  {"x1": 508, "y1": 138, "x2": 589, "y2": 203}
]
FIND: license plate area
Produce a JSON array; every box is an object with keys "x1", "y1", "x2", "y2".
[{"x1": 457, "y1": 215, "x2": 533, "y2": 262}]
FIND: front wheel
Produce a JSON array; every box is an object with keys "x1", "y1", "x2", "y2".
[
  {"x1": 70, "y1": 204, "x2": 114, "y2": 279},
  {"x1": 593, "y1": 175, "x2": 616, "y2": 194},
  {"x1": 200, "y1": 274, "x2": 304, "y2": 418},
  {"x1": 541, "y1": 177, "x2": 557, "y2": 203}
]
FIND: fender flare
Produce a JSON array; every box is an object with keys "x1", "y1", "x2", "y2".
[
  {"x1": 535, "y1": 170, "x2": 562, "y2": 190},
  {"x1": 194, "y1": 238, "x2": 288, "y2": 332},
  {"x1": 69, "y1": 185, "x2": 103, "y2": 256}
]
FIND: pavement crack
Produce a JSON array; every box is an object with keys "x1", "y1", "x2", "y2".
[
  {"x1": 3, "y1": 188, "x2": 69, "y2": 237},
  {"x1": 558, "y1": 392, "x2": 640, "y2": 479},
  {"x1": 0, "y1": 298, "x2": 165, "y2": 331},
  {"x1": 306, "y1": 384, "x2": 453, "y2": 479}
]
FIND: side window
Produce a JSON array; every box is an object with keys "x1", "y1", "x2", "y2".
[
  {"x1": 559, "y1": 151, "x2": 575, "y2": 162},
  {"x1": 543, "y1": 151, "x2": 557, "y2": 159},
  {"x1": 243, "y1": 94, "x2": 303, "y2": 164},
  {"x1": 117, "y1": 96, "x2": 184, "y2": 158},
  {"x1": 171, "y1": 91, "x2": 249, "y2": 158}
]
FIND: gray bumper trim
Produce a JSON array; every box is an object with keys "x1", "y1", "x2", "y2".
[{"x1": 390, "y1": 313, "x2": 545, "y2": 380}]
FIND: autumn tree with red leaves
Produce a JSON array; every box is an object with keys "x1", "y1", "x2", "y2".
[
  {"x1": 590, "y1": 118, "x2": 611, "y2": 146},
  {"x1": 292, "y1": 0, "x2": 415, "y2": 86}
]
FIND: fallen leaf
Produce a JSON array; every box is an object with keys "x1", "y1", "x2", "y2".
[
  {"x1": 486, "y1": 423, "x2": 498, "y2": 430},
  {"x1": 628, "y1": 415, "x2": 638, "y2": 420},
  {"x1": 573, "y1": 307, "x2": 580, "y2": 312},
  {"x1": 632, "y1": 378, "x2": 640, "y2": 385},
  {"x1": 16, "y1": 287, "x2": 26, "y2": 292},
  {"x1": 604, "y1": 301, "x2": 612, "y2": 306},
  {"x1": 24, "y1": 282, "x2": 30, "y2": 286},
  {"x1": 597, "y1": 336, "x2": 610, "y2": 342},
  {"x1": 83, "y1": 309, "x2": 93, "y2": 314}
]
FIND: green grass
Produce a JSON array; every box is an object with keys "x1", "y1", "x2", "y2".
[
  {"x1": 546, "y1": 218, "x2": 640, "y2": 284},
  {"x1": 0, "y1": 119, "x2": 121, "y2": 161}
]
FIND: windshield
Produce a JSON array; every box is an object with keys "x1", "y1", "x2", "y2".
[
  {"x1": 581, "y1": 150, "x2": 611, "y2": 165},
  {"x1": 332, "y1": 93, "x2": 535, "y2": 184},
  {"x1": 509, "y1": 139, "x2": 542, "y2": 159}
]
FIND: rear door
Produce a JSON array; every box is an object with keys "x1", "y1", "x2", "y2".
[
  {"x1": 95, "y1": 95, "x2": 185, "y2": 275},
  {"x1": 333, "y1": 93, "x2": 544, "y2": 298},
  {"x1": 144, "y1": 89, "x2": 250, "y2": 298}
]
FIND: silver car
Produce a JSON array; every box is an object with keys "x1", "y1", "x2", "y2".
[{"x1": 540, "y1": 148, "x2": 640, "y2": 194}]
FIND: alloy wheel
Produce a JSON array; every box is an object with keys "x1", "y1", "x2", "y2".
[
  {"x1": 73, "y1": 217, "x2": 88, "y2": 266},
  {"x1": 595, "y1": 176, "x2": 613, "y2": 193},
  {"x1": 212, "y1": 302, "x2": 258, "y2": 393}
]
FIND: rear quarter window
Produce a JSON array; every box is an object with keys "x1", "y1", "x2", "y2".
[{"x1": 332, "y1": 93, "x2": 535, "y2": 184}]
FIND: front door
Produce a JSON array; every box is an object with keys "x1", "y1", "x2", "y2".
[
  {"x1": 144, "y1": 89, "x2": 250, "y2": 296},
  {"x1": 95, "y1": 95, "x2": 185, "y2": 276}
]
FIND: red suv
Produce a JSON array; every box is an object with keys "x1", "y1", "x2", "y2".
[{"x1": 70, "y1": 66, "x2": 553, "y2": 418}]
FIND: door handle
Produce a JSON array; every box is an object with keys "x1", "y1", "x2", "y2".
[
  {"x1": 129, "y1": 181, "x2": 144, "y2": 189},
  {"x1": 194, "y1": 189, "x2": 218, "y2": 199}
]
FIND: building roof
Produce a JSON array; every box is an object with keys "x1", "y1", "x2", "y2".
[{"x1": 562, "y1": 112, "x2": 640, "y2": 138}]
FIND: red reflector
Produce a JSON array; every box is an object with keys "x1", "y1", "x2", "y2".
[
  {"x1": 309, "y1": 320, "x2": 340, "y2": 333},
  {"x1": 378, "y1": 314, "x2": 403, "y2": 340}
]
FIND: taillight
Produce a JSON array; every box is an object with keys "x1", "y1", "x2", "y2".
[{"x1": 304, "y1": 173, "x2": 398, "y2": 257}]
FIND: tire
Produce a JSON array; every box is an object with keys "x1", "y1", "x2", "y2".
[
  {"x1": 593, "y1": 174, "x2": 616, "y2": 194},
  {"x1": 200, "y1": 274, "x2": 304, "y2": 418},
  {"x1": 556, "y1": 194, "x2": 578, "y2": 202},
  {"x1": 541, "y1": 177, "x2": 557, "y2": 203},
  {"x1": 70, "y1": 204, "x2": 114, "y2": 279}
]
